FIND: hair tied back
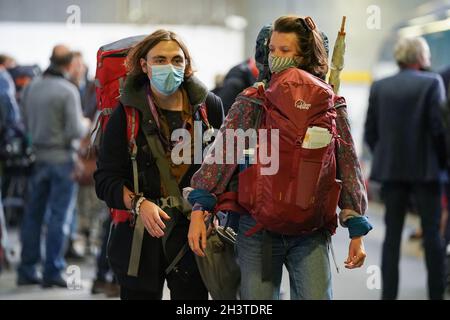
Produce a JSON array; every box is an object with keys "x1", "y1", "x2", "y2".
[{"x1": 304, "y1": 17, "x2": 316, "y2": 31}]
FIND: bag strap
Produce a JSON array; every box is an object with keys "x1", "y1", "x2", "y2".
[
  {"x1": 198, "y1": 102, "x2": 211, "y2": 129},
  {"x1": 142, "y1": 117, "x2": 192, "y2": 272},
  {"x1": 124, "y1": 106, "x2": 140, "y2": 192},
  {"x1": 143, "y1": 92, "x2": 188, "y2": 210},
  {"x1": 164, "y1": 243, "x2": 189, "y2": 275},
  {"x1": 126, "y1": 90, "x2": 195, "y2": 277},
  {"x1": 123, "y1": 106, "x2": 147, "y2": 277},
  {"x1": 240, "y1": 90, "x2": 270, "y2": 280}
]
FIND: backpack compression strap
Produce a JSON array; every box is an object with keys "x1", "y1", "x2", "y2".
[
  {"x1": 123, "y1": 106, "x2": 147, "y2": 277},
  {"x1": 109, "y1": 107, "x2": 141, "y2": 224},
  {"x1": 142, "y1": 93, "x2": 192, "y2": 275},
  {"x1": 124, "y1": 97, "x2": 212, "y2": 277},
  {"x1": 105, "y1": 106, "x2": 143, "y2": 277}
]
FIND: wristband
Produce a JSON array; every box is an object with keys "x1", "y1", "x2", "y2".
[{"x1": 135, "y1": 196, "x2": 146, "y2": 216}]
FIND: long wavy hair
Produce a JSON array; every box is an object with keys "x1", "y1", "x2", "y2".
[{"x1": 125, "y1": 29, "x2": 194, "y2": 86}]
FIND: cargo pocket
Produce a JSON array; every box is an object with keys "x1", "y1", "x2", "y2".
[
  {"x1": 238, "y1": 164, "x2": 258, "y2": 212},
  {"x1": 294, "y1": 146, "x2": 329, "y2": 210}
]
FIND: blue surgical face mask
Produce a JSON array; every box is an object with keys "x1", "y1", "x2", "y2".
[{"x1": 149, "y1": 64, "x2": 185, "y2": 96}]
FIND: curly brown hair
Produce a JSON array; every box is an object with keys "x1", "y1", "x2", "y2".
[
  {"x1": 273, "y1": 15, "x2": 329, "y2": 79},
  {"x1": 125, "y1": 29, "x2": 194, "y2": 85}
]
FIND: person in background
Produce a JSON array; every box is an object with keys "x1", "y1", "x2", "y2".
[
  {"x1": 67, "y1": 51, "x2": 120, "y2": 296},
  {"x1": 0, "y1": 54, "x2": 16, "y2": 69},
  {"x1": 0, "y1": 54, "x2": 22, "y2": 129},
  {"x1": 90, "y1": 215, "x2": 120, "y2": 297},
  {"x1": 440, "y1": 65, "x2": 450, "y2": 239},
  {"x1": 70, "y1": 51, "x2": 97, "y2": 119},
  {"x1": 65, "y1": 51, "x2": 102, "y2": 261},
  {"x1": 216, "y1": 58, "x2": 259, "y2": 115},
  {"x1": 211, "y1": 73, "x2": 225, "y2": 95},
  {"x1": 439, "y1": 64, "x2": 450, "y2": 292},
  {"x1": 8, "y1": 65, "x2": 41, "y2": 106},
  {"x1": 439, "y1": 65, "x2": 450, "y2": 94},
  {"x1": 365, "y1": 36, "x2": 447, "y2": 300},
  {"x1": 0, "y1": 54, "x2": 23, "y2": 274},
  {"x1": 17, "y1": 45, "x2": 90, "y2": 287}
]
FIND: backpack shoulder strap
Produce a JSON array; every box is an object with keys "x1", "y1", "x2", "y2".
[
  {"x1": 123, "y1": 105, "x2": 146, "y2": 278},
  {"x1": 124, "y1": 106, "x2": 140, "y2": 148},
  {"x1": 123, "y1": 106, "x2": 140, "y2": 194},
  {"x1": 198, "y1": 102, "x2": 210, "y2": 129},
  {"x1": 126, "y1": 96, "x2": 191, "y2": 277}
]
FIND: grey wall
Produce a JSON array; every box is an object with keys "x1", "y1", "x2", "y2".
[
  {"x1": 0, "y1": 0, "x2": 441, "y2": 70},
  {"x1": 0, "y1": 0, "x2": 243, "y2": 24},
  {"x1": 241, "y1": 0, "x2": 431, "y2": 71},
  {"x1": 0, "y1": 0, "x2": 120, "y2": 23}
]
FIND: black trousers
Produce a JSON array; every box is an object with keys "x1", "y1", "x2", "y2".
[
  {"x1": 443, "y1": 183, "x2": 450, "y2": 246},
  {"x1": 381, "y1": 182, "x2": 446, "y2": 300},
  {"x1": 119, "y1": 249, "x2": 208, "y2": 300}
]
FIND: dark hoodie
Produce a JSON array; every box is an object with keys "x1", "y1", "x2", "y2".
[{"x1": 217, "y1": 60, "x2": 258, "y2": 115}]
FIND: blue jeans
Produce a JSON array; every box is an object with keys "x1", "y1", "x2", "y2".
[
  {"x1": 237, "y1": 214, "x2": 332, "y2": 300},
  {"x1": 216, "y1": 211, "x2": 240, "y2": 231},
  {"x1": 18, "y1": 161, "x2": 77, "y2": 281}
]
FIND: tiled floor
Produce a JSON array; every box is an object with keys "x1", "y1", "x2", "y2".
[{"x1": 0, "y1": 202, "x2": 448, "y2": 300}]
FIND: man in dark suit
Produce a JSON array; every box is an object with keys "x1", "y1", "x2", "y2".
[
  {"x1": 365, "y1": 36, "x2": 447, "y2": 300},
  {"x1": 439, "y1": 65, "x2": 450, "y2": 293},
  {"x1": 439, "y1": 65, "x2": 450, "y2": 95}
]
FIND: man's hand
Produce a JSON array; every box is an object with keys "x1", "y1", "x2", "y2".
[
  {"x1": 345, "y1": 236, "x2": 367, "y2": 269},
  {"x1": 139, "y1": 200, "x2": 171, "y2": 238},
  {"x1": 188, "y1": 210, "x2": 207, "y2": 257}
]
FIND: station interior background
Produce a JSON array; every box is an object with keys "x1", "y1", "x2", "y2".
[{"x1": 1, "y1": 0, "x2": 450, "y2": 300}]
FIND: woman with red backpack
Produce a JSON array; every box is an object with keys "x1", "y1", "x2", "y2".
[{"x1": 187, "y1": 16, "x2": 373, "y2": 299}]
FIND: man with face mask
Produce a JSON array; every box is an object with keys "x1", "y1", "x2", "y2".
[
  {"x1": 17, "y1": 45, "x2": 90, "y2": 287},
  {"x1": 94, "y1": 30, "x2": 224, "y2": 300}
]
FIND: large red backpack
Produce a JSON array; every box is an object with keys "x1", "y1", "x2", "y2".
[
  {"x1": 93, "y1": 35, "x2": 146, "y2": 147},
  {"x1": 93, "y1": 35, "x2": 213, "y2": 225},
  {"x1": 238, "y1": 68, "x2": 342, "y2": 236},
  {"x1": 92, "y1": 36, "x2": 146, "y2": 224}
]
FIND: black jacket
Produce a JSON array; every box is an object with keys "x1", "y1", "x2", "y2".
[
  {"x1": 217, "y1": 59, "x2": 257, "y2": 115},
  {"x1": 364, "y1": 69, "x2": 446, "y2": 182},
  {"x1": 94, "y1": 75, "x2": 223, "y2": 291}
]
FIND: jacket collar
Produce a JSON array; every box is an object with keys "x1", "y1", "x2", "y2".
[
  {"x1": 120, "y1": 74, "x2": 209, "y2": 114},
  {"x1": 43, "y1": 64, "x2": 65, "y2": 78}
]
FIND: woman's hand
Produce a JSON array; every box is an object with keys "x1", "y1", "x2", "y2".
[
  {"x1": 139, "y1": 200, "x2": 171, "y2": 238},
  {"x1": 345, "y1": 236, "x2": 367, "y2": 269},
  {"x1": 188, "y1": 210, "x2": 207, "y2": 257}
]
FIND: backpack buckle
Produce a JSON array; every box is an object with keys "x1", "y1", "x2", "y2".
[
  {"x1": 159, "y1": 197, "x2": 170, "y2": 208},
  {"x1": 158, "y1": 196, "x2": 179, "y2": 209}
]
